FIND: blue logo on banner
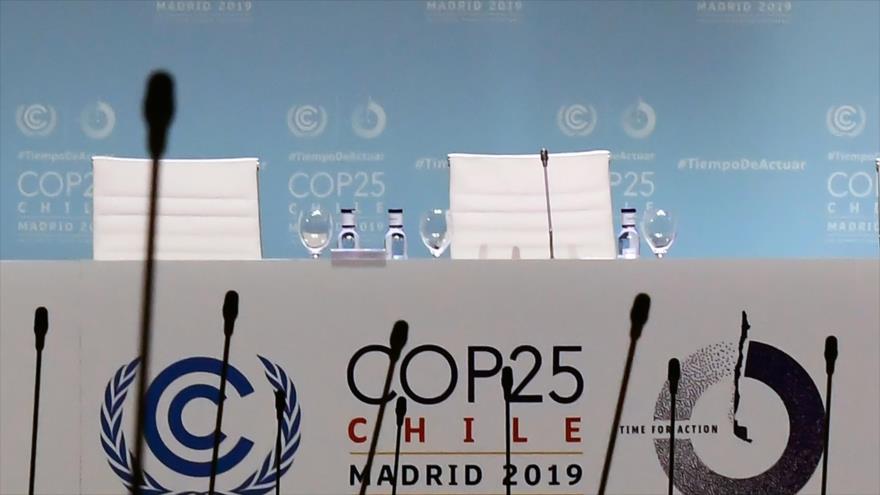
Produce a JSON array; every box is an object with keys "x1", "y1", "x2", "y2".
[{"x1": 100, "y1": 356, "x2": 301, "y2": 495}]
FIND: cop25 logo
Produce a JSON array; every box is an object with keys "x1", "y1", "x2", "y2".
[
  {"x1": 100, "y1": 356, "x2": 301, "y2": 494},
  {"x1": 653, "y1": 336, "x2": 824, "y2": 495}
]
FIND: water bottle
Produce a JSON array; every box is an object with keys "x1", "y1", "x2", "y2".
[
  {"x1": 617, "y1": 208, "x2": 640, "y2": 259},
  {"x1": 384, "y1": 208, "x2": 407, "y2": 260},
  {"x1": 337, "y1": 208, "x2": 360, "y2": 249}
]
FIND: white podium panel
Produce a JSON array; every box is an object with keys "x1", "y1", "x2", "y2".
[{"x1": 1, "y1": 260, "x2": 878, "y2": 494}]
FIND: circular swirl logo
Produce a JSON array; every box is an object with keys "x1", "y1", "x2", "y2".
[
  {"x1": 826, "y1": 105, "x2": 866, "y2": 137},
  {"x1": 100, "y1": 355, "x2": 301, "y2": 494},
  {"x1": 351, "y1": 98, "x2": 386, "y2": 139},
  {"x1": 287, "y1": 104, "x2": 327, "y2": 138},
  {"x1": 16, "y1": 103, "x2": 57, "y2": 137},
  {"x1": 81, "y1": 101, "x2": 116, "y2": 140},
  {"x1": 653, "y1": 340, "x2": 824, "y2": 494},
  {"x1": 557, "y1": 104, "x2": 597, "y2": 137},
  {"x1": 622, "y1": 99, "x2": 656, "y2": 139}
]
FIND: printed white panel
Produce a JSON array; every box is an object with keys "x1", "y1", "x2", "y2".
[{"x1": 1, "y1": 260, "x2": 878, "y2": 494}]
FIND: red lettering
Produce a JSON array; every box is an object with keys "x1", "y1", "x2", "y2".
[
  {"x1": 565, "y1": 417, "x2": 581, "y2": 443},
  {"x1": 463, "y1": 417, "x2": 475, "y2": 443},
  {"x1": 513, "y1": 417, "x2": 528, "y2": 443},
  {"x1": 348, "y1": 417, "x2": 367, "y2": 443},
  {"x1": 405, "y1": 417, "x2": 426, "y2": 443}
]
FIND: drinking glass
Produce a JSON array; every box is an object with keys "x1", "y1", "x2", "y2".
[
  {"x1": 419, "y1": 209, "x2": 450, "y2": 258},
  {"x1": 298, "y1": 206, "x2": 333, "y2": 258},
  {"x1": 641, "y1": 207, "x2": 677, "y2": 258}
]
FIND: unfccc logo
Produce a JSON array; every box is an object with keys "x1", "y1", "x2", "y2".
[
  {"x1": 287, "y1": 104, "x2": 328, "y2": 138},
  {"x1": 81, "y1": 101, "x2": 116, "y2": 140},
  {"x1": 16, "y1": 103, "x2": 57, "y2": 137},
  {"x1": 351, "y1": 98, "x2": 387, "y2": 139},
  {"x1": 826, "y1": 105, "x2": 866, "y2": 137},
  {"x1": 622, "y1": 99, "x2": 657, "y2": 139},
  {"x1": 557, "y1": 104, "x2": 598, "y2": 137},
  {"x1": 100, "y1": 356, "x2": 301, "y2": 494}
]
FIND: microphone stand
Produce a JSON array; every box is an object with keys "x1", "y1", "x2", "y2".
[
  {"x1": 28, "y1": 307, "x2": 48, "y2": 495},
  {"x1": 540, "y1": 148, "x2": 554, "y2": 259},
  {"x1": 209, "y1": 290, "x2": 240, "y2": 495},
  {"x1": 274, "y1": 390, "x2": 285, "y2": 495},
  {"x1": 597, "y1": 293, "x2": 651, "y2": 495},
  {"x1": 359, "y1": 320, "x2": 409, "y2": 495},
  {"x1": 667, "y1": 358, "x2": 681, "y2": 495},
  {"x1": 501, "y1": 366, "x2": 513, "y2": 495},
  {"x1": 821, "y1": 335, "x2": 838, "y2": 495},
  {"x1": 131, "y1": 71, "x2": 175, "y2": 495},
  {"x1": 391, "y1": 397, "x2": 407, "y2": 495}
]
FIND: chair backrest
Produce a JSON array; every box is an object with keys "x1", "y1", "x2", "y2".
[
  {"x1": 448, "y1": 150, "x2": 615, "y2": 260},
  {"x1": 91, "y1": 156, "x2": 262, "y2": 260}
]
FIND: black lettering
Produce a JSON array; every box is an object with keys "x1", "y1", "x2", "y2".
[
  {"x1": 348, "y1": 345, "x2": 396, "y2": 405},
  {"x1": 400, "y1": 344, "x2": 458, "y2": 405},
  {"x1": 468, "y1": 346, "x2": 502, "y2": 403},
  {"x1": 426, "y1": 464, "x2": 443, "y2": 485}
]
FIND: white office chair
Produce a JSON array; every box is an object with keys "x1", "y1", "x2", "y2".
[
  {"x1": 91, "y1": 156, "x2": 262, "y2": 260},
  {"x1": 448, "y1": 150, "x2": 615, "y2": 260}
]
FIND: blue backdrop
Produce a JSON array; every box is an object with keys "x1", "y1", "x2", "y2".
[{"x1": 1, "y1": 0, "x2": 878, "y2": 259}]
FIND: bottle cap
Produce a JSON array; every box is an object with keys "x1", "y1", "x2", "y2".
[
  {"x1": 388, "y1": 209, "x2": 403, "y2": 227},
  {"x1": 621, "y1": 208, "x2": 637, "y2": 227},
  {"x1": 341, "y1": 209, "x2": 356, "y2": 227}
]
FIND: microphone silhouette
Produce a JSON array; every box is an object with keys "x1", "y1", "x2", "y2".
[
  {"x1": 222, "y1": 289, "x2": 239, "y2": 336},
  {"x1": 209, "y1": 290, "x2": 240, "y2": 495},
  {"x1": 359, "y1": 320, "x2": 409, "y2": 495},
  {"x1": 597, "y1": 293, "x2": 651, "y2": 495},
  {"x1": 274, "y1": 389, "x2": 286, "y2": 495},
  {"x1": 28, "y1": 307, "x2": 48, "y2": 495},
  {"x1": 34, "y1": 307, "x2": 48, "y2": 351},
  {"x1": 501, "y1": 366, "x2": 514, "y2": 495},
  {"x1": 667, "y1": 358, "x2": 681, "y2": 495},
  {"x1": 131, "y1": 70, "x2": 176, "y2": 495},
  {"x1": 821, "y1": 335, "x2": 838, "y2": 495},
  {"x1": 144, "y1": 72, "x2": 175, "y2": 160},
  {"x1": 391, "y1": 396, "x2": 407, "y2": 495}
]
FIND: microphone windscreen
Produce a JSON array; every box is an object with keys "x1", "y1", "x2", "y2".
[
  {"x1": 143, "y1": 71, "x2": 175, "y2": 157},
  {"x1": 825, "y1": 335, "x2": 838, "y2": 374},
  {"x1": 630, "y1": 293, "x2": 651, "y2": 337},
  {"x1": 395, "y1": 396, "x2": 407, "y2": 426},
  {"x1": 668, "y1": 358, "x2": 681, "y2": 384},
  {"x1": 389, "y1": 320, "x2": 409, "y2": 359},
  {"x1": 223, "y1": 290, "x2": 239, "y2": 321},
  {"x1": 501, "y1": 366, "x2": 513, "y2": 397},
  {"x1": 34, "y1": 306, "x2": 48, "y2": 335}
]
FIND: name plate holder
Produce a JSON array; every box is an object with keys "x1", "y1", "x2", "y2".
[{"x1": 330, "y1": 248, "x2": 387, "y2": 266}]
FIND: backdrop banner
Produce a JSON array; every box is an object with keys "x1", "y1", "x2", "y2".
[
  {"x1": 1, "y1": 0, "x2": 879, "y2": 260},
  {"x1": 1, "y1": 260, "x2": 878, "y2": 494}
]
